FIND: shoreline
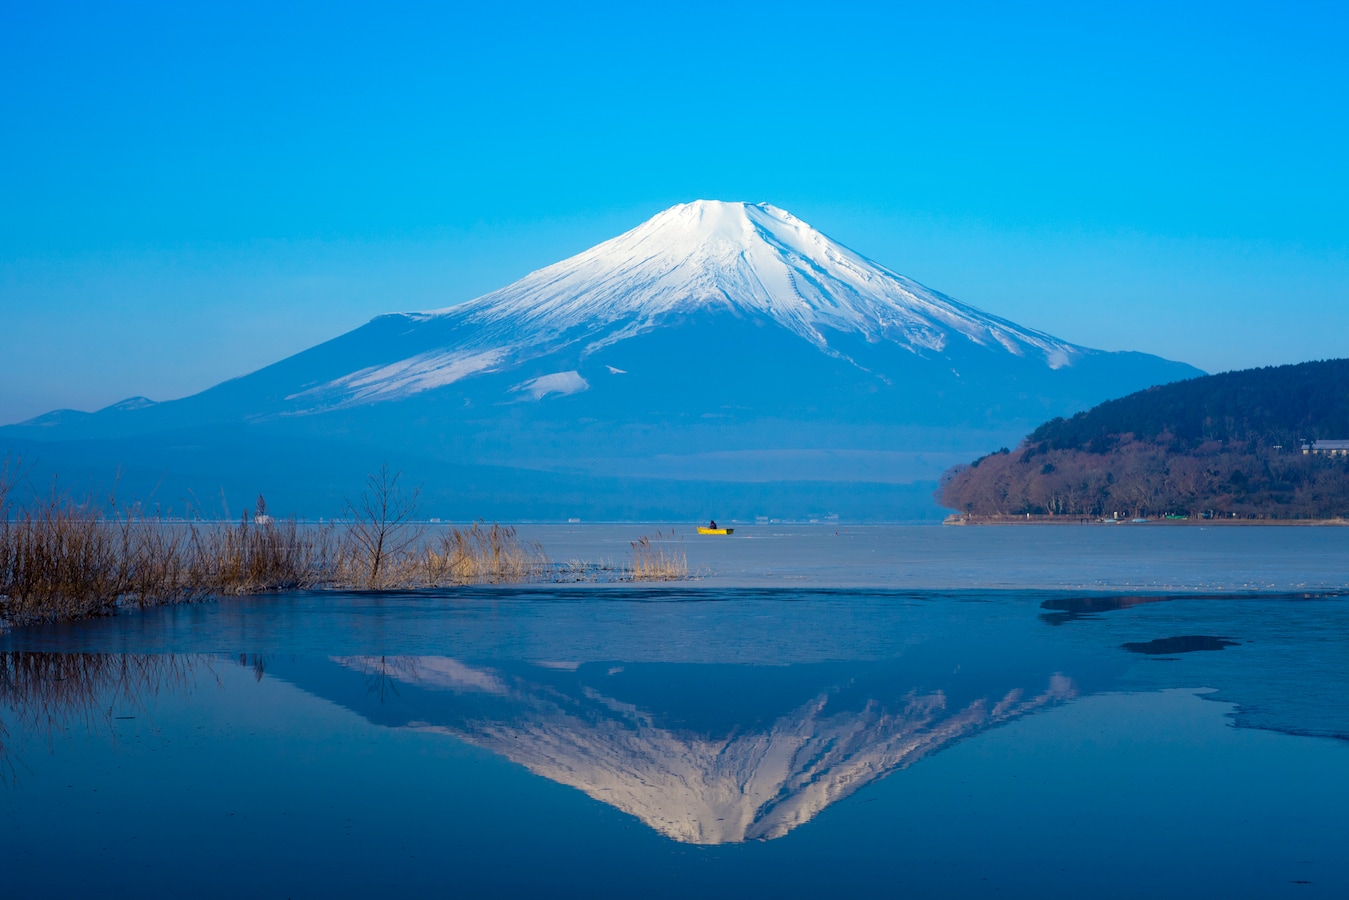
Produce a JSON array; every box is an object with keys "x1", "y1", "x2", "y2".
[{"x1": 943, "y1": 514, "x2": 1349, "y2": 527}]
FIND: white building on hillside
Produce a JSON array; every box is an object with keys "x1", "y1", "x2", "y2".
[{"x1": 1302, "y1": 440, "x2": 1349, "y2": 456}]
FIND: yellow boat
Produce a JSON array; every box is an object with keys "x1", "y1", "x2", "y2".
[{"x1": 696, "y1": 527, "x2": 734, "y2": 535}]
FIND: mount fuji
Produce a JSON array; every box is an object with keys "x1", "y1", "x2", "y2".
[{"x1": 3, "y1": 201, "x2": 1200, "y2": 519}]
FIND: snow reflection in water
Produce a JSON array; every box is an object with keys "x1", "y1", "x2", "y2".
[
  {"x1": 2, "y1": 644, "x2": 1098, "y2": 843},
  {"x1": 309, "y1": 655, "x2": 1079, "y2": 844},
  {"x1": 2, "y1": 584, "x2": 1348, "y2": 897}
]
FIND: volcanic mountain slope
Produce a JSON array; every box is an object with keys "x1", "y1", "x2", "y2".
[
  {"x1": 268, "y1": 200, "x2": 1089, "y2": 413},
  {"x1": 2, "y1": 201, "x2": 1201, "y2": 517}
]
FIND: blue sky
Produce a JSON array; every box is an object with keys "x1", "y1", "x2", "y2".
[{"x1": 3, "y1": 0, "x2": 1347, "y2": 423}]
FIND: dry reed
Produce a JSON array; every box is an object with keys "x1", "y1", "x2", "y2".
[
  {"x1": 420, "y1": 522, "x2": 546, "y2": 585},
  {"x1": 0, "y1": 459, "x2": 553, "y2": 627},
  {"x1": 0, "y1": 498, "x2": 333, "y2": 626},
  {"x1": 325, "y1": 522, "x2": 545, "y2": 590},
  {"x1": 625, "y1": 531, "x2": 688, "y2": 581},
  {"x1": 0, "y1": 495, "x2": 132, "y2": 623},
  {"x1": 0, "y1": 457, "x2": 695, "y2": 629},
  {"x1": 195, "y1": 517, "x2": 329, "y2": 595}
]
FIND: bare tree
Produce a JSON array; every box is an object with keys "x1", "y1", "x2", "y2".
[{"x1": 342, "y1": 464, "x2": 422, "y2": 587}]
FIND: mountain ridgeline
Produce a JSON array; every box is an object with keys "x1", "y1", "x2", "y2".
[
  {"x1": 939, "y1": 359, "x2": 1349, "y2": 520},
  {"x1": 2, "y1": 201, "x2": 1200, "y2": 520}
]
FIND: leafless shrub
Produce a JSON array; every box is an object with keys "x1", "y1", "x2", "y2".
[
  {"x1": 0, "y1": 466, "x2": 328, "y2": 626},
  {"x1": 325, "y1": 468, "x2": 547, "y2": 588},
  {"x1": 334, "y1": 464, "x2": 423, "y2": 588}
]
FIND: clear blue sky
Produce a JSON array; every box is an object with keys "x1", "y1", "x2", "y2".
[{"x1": 3, "y1": 0, "x2": 1347, "y2": 423}]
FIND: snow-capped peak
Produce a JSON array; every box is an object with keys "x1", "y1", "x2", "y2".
[
  {"x1": 300, "y1": 201, "x2": 1086, "y2": 407},
  {"x1": 427, "y1": 200, "x2": 1077, "y2": 365}
]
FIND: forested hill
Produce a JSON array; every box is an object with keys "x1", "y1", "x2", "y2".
[
  {"x1": 1030, "y1": 358, "x2": 1349, "y2": 452},
  {"x1": 939, "y1": 359, "x2": 1349, "y2": 520}
]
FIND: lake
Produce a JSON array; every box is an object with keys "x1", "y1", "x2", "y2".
[{"x1": 2, "y1": 525, "x2": 1347, "y2": 897}]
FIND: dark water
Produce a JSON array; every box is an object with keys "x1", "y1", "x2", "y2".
[{"x1": 3, "y1": 530, "x2": 1349, "y2": 897}]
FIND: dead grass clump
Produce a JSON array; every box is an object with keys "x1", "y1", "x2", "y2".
[
  {"x1": 0, "y1": 471, "x2": 329, "y2": 626},
  {"x1": 0, "y1": 460, "x2": 218, "y2": 623},
  {"x1": 0, "y1": 457, "x2": 605, "y2": 627},
  {"x1": 625, "y1": 531, "x2": 688, "y2": 581},
  {"x1": 326, "y1": 468, "x2": 545, "y2": 588},
  {"x1": 328, "y1": 520, "x2": 547, "y2": 589},
  {"x1": 0, "y1": 494, "x2": 131, "y2": 624},
  {"x1": 194, "y1": 516, "x2": 328, "y2": 595},
  {"x1": 423, "y1": 522, "x2": 546, "y2": 585},
  {"x1": 115, "y1": 510, "x2": 212, "y2": 609}
]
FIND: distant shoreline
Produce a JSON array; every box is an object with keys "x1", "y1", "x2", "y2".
[{"x1": 943, "y1": 514, "x2": 1349, "y2": 527}]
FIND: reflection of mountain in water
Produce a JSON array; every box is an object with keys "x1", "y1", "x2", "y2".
[{"x1": 270, "y1": 652, "x2": 1096, "y2": 844}]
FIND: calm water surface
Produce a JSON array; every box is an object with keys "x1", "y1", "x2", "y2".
[{"x1": 2, "y1": 526, "x2": 1347, "y2": 897}]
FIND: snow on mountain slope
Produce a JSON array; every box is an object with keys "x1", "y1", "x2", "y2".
[{"x1": 305, "y1": 201, "x2": 1081, "y2": 407}]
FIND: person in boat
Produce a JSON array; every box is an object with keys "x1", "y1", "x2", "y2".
[{"x1": 708, "y1": 519, "x2": 718, "y2": 530}]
